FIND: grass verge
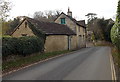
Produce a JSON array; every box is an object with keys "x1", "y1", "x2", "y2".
[
  {"x1": 111, "y1": 47, "x2": 120, "y2": 80},
  {"x1": 2, "y1": 50, "x2": 71, "y2": 73},
  {"x1": 112, "y1": 47, "x2": 120, "y2": 67}
]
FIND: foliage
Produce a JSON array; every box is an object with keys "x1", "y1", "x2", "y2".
[
  {"x1": 9, "y1": 17, "x2": 21, "y2": 32},
  {"x1": 27, "y1": 21, "x2": 46, "y2": 39},
  {"x1": 112, "y1": 47, "x2": 120, "y2": 68},
  {"x1": 2, "y1": 36, "x2": 44, "y2": 58},
  {"x1": 0, "y1": 0, "x2": 12, "y2": 35},
  {"x1": 2, "y1": 21, "x2": 11, "y2": 35},
  {"x1": 85, "y1": 13, "x2": 97, "y2": 22},
  {"x1": 2, "y1": 35, "x2": 11, "y2": 37},
  {"x1": 111, "y1": 22, "x2": 120, "y2": 50},
  {"x1": 3, "y1": 50, "x2": 70, "y2": 73},
  {"x1": 97, "y1": 18, "x2": 114, "y2": 41},
  {"x1": 2, "y1": 17, "x2": 21, "y2": 35},
  {"x1": 91, "y1": 33, "x2": 95, "y2": 41},
  {"x1": 2, "y1": 37, "x2": 18, "y2": 57},
  {"x1": 33, "y1": 10, "x2": 62, "y2": 22},
  {"x1": 87, "y1": 18, "x2": 114, "y2": 41},
  {"x1": 111, "y1": 0, "x2": 120, "y2": 50},
  {"x1": 0, "y1": 0, "x2": 12, "y2": 21}
]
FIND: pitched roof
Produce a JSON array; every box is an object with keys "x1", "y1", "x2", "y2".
[
  {"x1": 77, "y1": 20, "x2": 86, "y2": 27},
  {"x1": 55, "y1": 12, "x2": 86, "y2": 28},
  {"x1": 11, "y1": 17, "x2": 76, "y2": 36}
]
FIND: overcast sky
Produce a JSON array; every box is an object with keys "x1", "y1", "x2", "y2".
[{"x1": 9, "y1": 0, "x2": 118, "y2": 21}]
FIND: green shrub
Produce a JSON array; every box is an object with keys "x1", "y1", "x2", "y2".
[
  {"x1": 2, "y1": 36, "x2": 44, "y2": 58},
  {"x1": 17, "y1": 36, "x2": 44, "y2": 56},
  {"x1": 111, "y1": 22, "x2": 120, "y2": 50},
  {"x1": 111, "y1": 0, "x2": 120, "y2": 51},
  {"x1": 2, "y1": 37, "x2": 19, "y2": 57}
]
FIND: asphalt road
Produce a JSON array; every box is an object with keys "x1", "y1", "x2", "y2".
[{"x1": 3, "y1": 47, "x2": 112, "y2": 80}]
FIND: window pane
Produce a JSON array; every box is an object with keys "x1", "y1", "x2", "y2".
[{"x1": 61, "y1": 18, "x2": 65, "y2": 24}]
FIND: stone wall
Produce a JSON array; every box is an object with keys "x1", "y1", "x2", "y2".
[
  {"x1": 71, "y1": 35, "x2": 77, "y2": 50},
  {"x1": 44, "y1": 35, "x2": 68, "y2": 52},
  {"x1": 12, "y1": 20, "x2": 35, "y2": 37},
  {"x1": 44, "y1": 35, "x2": 77, "y2": 52},
  {"x1": 11, "y1": 19, "x2": 79, "y2": 53},
  {"x1": 55, "y1": 14, "x2": 76, "y2": 32},
  {"x1": 55, "y1": 13, "x2": 86, "y2": 48}
]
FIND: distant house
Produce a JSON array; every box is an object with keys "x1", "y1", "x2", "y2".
[
  {"x1": 10, "y1": 17, "x2": 77, "y2": 52},
  {"x1": 54, "y1": 8, "x2": 86, "y2": 48}
]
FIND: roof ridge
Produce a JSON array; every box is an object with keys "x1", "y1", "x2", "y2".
[{"x1": 25, "y1": 17, "x2": 76, "y2": 35}]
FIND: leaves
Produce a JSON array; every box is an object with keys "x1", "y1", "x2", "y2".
[
  {"x1": 111, "y1": 0, "x2": 120, "y2": 50},
  {"x1": 2, "y1": 36, "x2": 44, "y2": 58},
  {"x1": 87, "y1": 18, "x2": 114, "y2": 41},
  {"x1": 0, "y1": 0, "x2": 12, "y2": 21}
]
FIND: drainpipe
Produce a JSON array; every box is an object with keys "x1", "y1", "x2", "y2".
[{"x1": 67, "y1": 35, "x2": 71, "y2": 50}]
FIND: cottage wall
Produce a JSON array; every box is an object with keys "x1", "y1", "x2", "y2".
[
  {"x1": 55, "y1": 14, "x2": 86, "y2": 48},
  {"x1": 55, "y1": 14, "x2": 76, "y2": 32},
  {"x1": 76, "y1": 25, "x2": 86, "y2": 48},
  {"x1": 44, "y1": 35, "x2": 68, "y2": 52},
  {"x1": 44, "y1": 35, "x2": 77, "y2": 52},
  {"x1": 12, "y1": 20, "x2": 35, "y2": 37},
  {"x1": 11, "y1": 19, "x2": 78, "y2": 53},
  {"x1": 70, "y1": 35, "x2": 77, "y2": 50}
]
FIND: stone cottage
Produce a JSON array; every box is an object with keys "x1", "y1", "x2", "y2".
[
  {"x1": 54, "y1": 8, "x2": 86, "y2": 48},
  {"x1": 10, "y1": 17, "x2": 77, "y2": 52}
]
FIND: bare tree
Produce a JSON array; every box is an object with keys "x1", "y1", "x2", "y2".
[
  {"x1": 0, "y1": 0, "x2": 12, "y2": 21},
  {"x1": 33, "y1": 10, "x2": 62, "y2": 22},
  {"x1": 33, "y1": 11, "x2": 48, "y2": 22}
]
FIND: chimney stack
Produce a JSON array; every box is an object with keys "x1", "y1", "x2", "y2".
[{"x1": 67, "y1": 7, "x2": 72, "y2": 17}]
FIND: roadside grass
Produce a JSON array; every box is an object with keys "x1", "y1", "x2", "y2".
[
  {"x1": 111, "y1": 47, "x2": 120, "y2": 80},
  {"x1": 2, "y1": 50, "x2": 71, "y2": 73},
  {"x1": 112, "y1": 47, "x2": 120, "y2": 67}
]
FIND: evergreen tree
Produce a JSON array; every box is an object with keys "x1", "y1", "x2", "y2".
[{"x1": 111, "y1": 0, "x2": 120, "y2": 50}]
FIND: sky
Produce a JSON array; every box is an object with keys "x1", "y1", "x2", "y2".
[{"x1": 9, "y1": 0, "x2": 118, "y2": 21}]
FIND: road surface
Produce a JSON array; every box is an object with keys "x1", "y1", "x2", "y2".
[{"x1": 3, "y1": 47, "x2": 112, "y2": 80}]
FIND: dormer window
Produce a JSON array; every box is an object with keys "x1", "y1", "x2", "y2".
[{"x1": 61, "y1": 18, "x2": 66, "y2": 24}]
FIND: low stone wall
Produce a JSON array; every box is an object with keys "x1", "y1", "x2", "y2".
[
  {"x1": 44, "y1": 35, "x2": 78, "y2": 52},
  {"x1": 44, "y1": 35, "x2": 68, "y2": 52}
]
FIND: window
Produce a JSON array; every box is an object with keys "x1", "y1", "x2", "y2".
[
  {"x1": 25, "y1": 22, "x2": 27, "y2": 28},
  {"x1": 21, "y1": 34, "x2": 27, "y2": 36},
  {"x1": 79, "y1": 35, "x2": 82, "y2": 37},
  {"x1": 61, "y1": 18, "x2": 66, "y2": 24}
]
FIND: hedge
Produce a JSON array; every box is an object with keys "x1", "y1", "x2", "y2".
[
  {"x1": 2, "y1": 36, "x2": 44, "y2": 57},
  {"x1": 111, "y1": 22, "x2": 120, "y2": 50},
  {"x1": 111, "y1": 0, "x2": 120, "y2": 51}
]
